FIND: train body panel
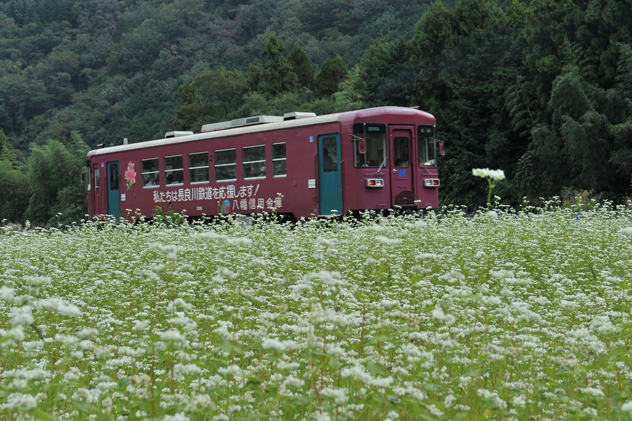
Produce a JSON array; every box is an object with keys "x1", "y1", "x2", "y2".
[{"x1": 86, "y1": 106, "x2": 440, "y2": 220}]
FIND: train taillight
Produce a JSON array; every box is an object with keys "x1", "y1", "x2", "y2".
[
  {"x1": 424, "y1": 179, "x2": 440, "y2": 187},
  {"x1": 367, "y1": 179, "x2": 384, "y2": 188}
]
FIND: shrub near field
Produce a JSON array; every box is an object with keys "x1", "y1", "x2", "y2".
[{"x1": 2, "y1": 207, "x2": 632, "y2": 420}]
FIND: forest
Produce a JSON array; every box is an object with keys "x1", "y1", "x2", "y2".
[{"x1": 1, "y1": 0, "x2": 631, "y2": 225}]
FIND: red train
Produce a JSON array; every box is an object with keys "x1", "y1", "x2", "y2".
[{"x1": 86, "y1": 106, "x2": 442, "y2": 220}]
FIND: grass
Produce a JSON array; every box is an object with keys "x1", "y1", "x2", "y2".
[{"x1": 1, "y1": 203, "x2": 632, "y2": 421}]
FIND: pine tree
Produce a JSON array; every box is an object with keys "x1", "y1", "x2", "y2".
[
  {"x1": 315, "y1": 56, "x2": 347, "y2": 97},
  {"x1": 287, "y1": 45, "x2": 314, "y2": 89},
  {"x1": 260, "y1": 33, "x2": 298, "y2": 96}
]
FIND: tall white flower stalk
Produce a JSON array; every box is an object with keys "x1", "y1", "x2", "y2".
[{"x1": 472, "y1": 168, "x2": 506, "y2": 210}]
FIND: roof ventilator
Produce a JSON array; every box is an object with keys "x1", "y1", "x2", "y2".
[
  {"x1": 165, "y1": 131, "x2": 194, "y2": 138},
  {"x1": 201, "y1": 115, "x2": 283, "y2": 133},
  {"x1": 283, "y1": 112, "x2": 316, "y2": 120}
]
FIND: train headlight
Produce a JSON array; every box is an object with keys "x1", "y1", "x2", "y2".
[
  {"x1": 424, "y1": 179, "x2": 440, "y2": 187},
  {"x1": 367, "y1": 179, "x2": 384, "y2": 188}
]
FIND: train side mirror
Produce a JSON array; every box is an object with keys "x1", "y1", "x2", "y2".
[
  {"x1": 439, "y1": 140, "x2": 445, "y2": 156},
  {"x1": 358, "y1": 139, "x2": 366, "y2": 154}
]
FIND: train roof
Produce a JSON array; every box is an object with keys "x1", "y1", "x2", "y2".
[{"x1": 87, "y1": 106, "x2": 435, "y2": 158}]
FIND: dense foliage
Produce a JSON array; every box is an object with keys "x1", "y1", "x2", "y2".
[{"x1": 1, "y1": 0, "x2": 632, "y2": 224}]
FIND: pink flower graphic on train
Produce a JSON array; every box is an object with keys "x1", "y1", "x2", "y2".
[{"x1": 124, "y1": 162, "x2": 136, "y2": 190}]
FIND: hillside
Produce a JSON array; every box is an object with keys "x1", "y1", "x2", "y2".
[{"x1": 0, "y1": 0, "x2": 439, "y2": 151}]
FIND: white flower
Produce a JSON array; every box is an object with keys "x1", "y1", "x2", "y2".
[
  {"x1": 37, "y1": 297, "x2": 82, "y2": 317},
  {"x1": 159, "y1": 329, "x2": 186, "y2": 342},
  {"x1": 218, "y1": 365, "x2": 241, "y2": 376},
  {"x1": 622, "y1": 401, "x2": 632, "y2": 411},
  {"x1": 619, "y1": 227, "x2": 632, "y2": 236},
  {"x1": 164, "y1": 413, "x2": 190, "y2": 421},
  {"x1": 376, "y1": 236, "x2": 402, "y2": 245},
  {"x1": 133, "y1": 320, "x2": 150, "y2": 331},
  {"x1": 1, "y1": 392, "x2": 38, "y2": 410},
  {"x1": 0, "y1": 286, "x2": 15, "y2": 301},
  {"x1": 24, "y1": 276, "x2": 52, "y2": 286},
  {"x1": 10, "y1": 306, "x2": 34, "y2": 326},
  {"x1": 432, "y1": 307, "x2": 455, "y2": 324},
  {"x1": 282, "y1": 375, "x2": 305, "y2": 388},
  {"x1": 77, "y1": 328, "x2": 98, "y2": 338},
  {"x1": 262, "y1": 338, "x2": 298, "y2": 352},
  {"x1": 472, "y1": 168, "x2": 505, "y2": 180},
  {"x1": 578, "y1": 387, "x2": 604, "y2": 397},
  {"x1": 320, "y1": 387, "x2": 348, "y2": 405}
]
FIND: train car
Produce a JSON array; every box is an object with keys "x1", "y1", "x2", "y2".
[{"x1": 86, "y1": 106, "x2": 442, "y2": 220}]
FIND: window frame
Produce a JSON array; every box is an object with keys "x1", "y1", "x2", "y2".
[
  {"x1": 242, "y1": 144, "x2": 267, "y2": 180},
  {"x1": 418, "y1": 125, "x2": 437, "y2": 167},
  {"x1": 164, "y1": 154, "x2": 184, "y2": 186},
  {"x1": 393, "y1": 136, "x2": 410, "y2": 168},
  {"x1": 272, "y1": 142, "x2": 287, "y2": 178},
  {"x1": 214, "y1": 148, "x2": 237, "y2": 182},
  {"x1": 188, "y1": 152, "x2": 210, "y2": 184},
  {"x1": 142, "y1": 158, "x2": 160, "y2": 188},
  {"x1": 353, "y1": 123, "x2": 387, "y2": 168}
]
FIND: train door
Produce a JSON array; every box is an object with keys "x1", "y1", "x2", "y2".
[
  {"x1": 107, "y1": 161, "x2": 121, "y2": 220},
  {"x1": 318, "y1": 134, "x2": 343, "y2": 215},
  {"x1": 389, "y1": 126, "x2": 414, "y2": 207}
]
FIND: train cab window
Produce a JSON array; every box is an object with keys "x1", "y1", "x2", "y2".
[
  {"x1": 94, "y1": 168, "x2": 99, "y2": 190},
  {"x1": 322, "y1": 136, "x2": 338, "y2": 173},
  {"x1": 272, "y1": 143, "x2": 286, "y2": 177},
  {"x1": 353, "y1": 123, "x2": 386, "y2": 168},
  {"x1": 215, "y1": 148, "x2": 237, "y2": 181},
  {"x1": 243, "y1": 145, "x2": 266, "y2": 179},
  {"x1": 142, "y1": 158, "x2": 160, "y2": 187},
  {"x1": 164, "y1": 155, "x2": 184, "y2": 185},
  {"x1": 418, "y1": 126, "x2": 436, "y2": 167},
  {"x1": 189, "y1": 152, "x2": 209, "y2": 183}
]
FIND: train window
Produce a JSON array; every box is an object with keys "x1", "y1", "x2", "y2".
[
  {"x1": 164, "y1": 155, "x2": 184, "y2": 185},
  {"x1": 95, "y1": 168, "x2": 99, "y2": 190},
  {"x1": 272, "y1": 143, "x2": 286, "y2": 177},
  {"x1": 109, "y1": 164, "x2": 119, "y2": 191},
  {"x1": 189, "y1": 152, "x2": 209, "y2": 184},
  {"x1": 418, "y1": 126, "x2": 436, "y2": 167},
  {"x1": 215, "y1": 148, "x2": 237, "y2": 181},
  {"x1": 142, "y1": 158, "x2": 160, "y2": 187},
  {"x1": 353, "y1": 123, "x2": 386, "y2": 168},
  {"x1": 243, "y1": 145, "x2": 266, "y2": 179},
  {"x1": 393, "y1": 137, "x2": 410, "y2": 168},
  {"x1": 322, "y1": 136, "x2": 338, "y2": 173}
]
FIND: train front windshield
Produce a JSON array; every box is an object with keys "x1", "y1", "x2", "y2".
[{"x1": 354, "y1": 123, "x2": 386, "y2": 167}]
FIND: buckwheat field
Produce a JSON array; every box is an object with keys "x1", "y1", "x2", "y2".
[{"x1": 2, "y1": 204, "x2": 632, "y2": 421}]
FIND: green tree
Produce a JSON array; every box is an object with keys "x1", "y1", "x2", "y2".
[
  {"x1": 353, "y1": 37, "x2": 413, "y2": 106},
  {"x1": 260, "y1": 33, "x2": 298, "y2": 96},
  {"x1": 25, "y1": 133, "x2": 89, "y2": 225},
  {"x1": 288, "y1": 44, "x2": 315, "y2": 89},
  {"x1": 0, "y1": 160, "x2": 29, "y2": 223},
  {"x1": 0, "y1": 128, "x2": 28, "y2": 223},
  {"x1": 0, "y1": 129, "x2": 17, "y2": 164},
  {"x1": 172, "y1": 67, "x2": 248, "y2": 131},
  {"x1": 315, "y1": 55, "x2": 347, "y2": 97}
]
